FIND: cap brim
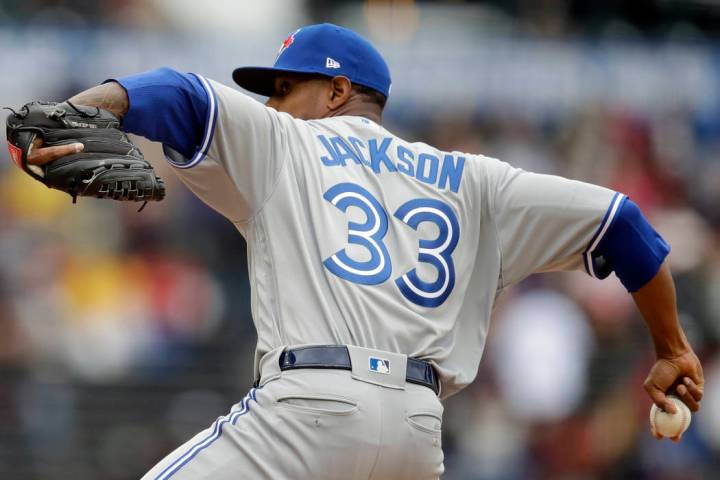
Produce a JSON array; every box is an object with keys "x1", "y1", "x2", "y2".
[{"x1": 232, "y1": 66, "x2": 325, "y2": 97}]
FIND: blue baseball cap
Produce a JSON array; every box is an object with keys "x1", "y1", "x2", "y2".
[{"x1": 232, "y1": 23, "x2": 391, "y2": 98}]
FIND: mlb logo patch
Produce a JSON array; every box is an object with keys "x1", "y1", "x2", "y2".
[{"x1": 369, "y1": 357, "x2": 390, "y2": 375}]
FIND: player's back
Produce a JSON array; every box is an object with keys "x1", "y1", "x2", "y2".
[
  {"x1": 177, "y1": 79, "x2": 616, "y2": 397},
  {"x1": 246, "y1": 113, "x2": 497, "y2": 393}
]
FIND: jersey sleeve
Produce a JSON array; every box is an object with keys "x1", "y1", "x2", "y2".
[
  {"x1": 485, "y1": 157, "x2": 622, "y2": 288},
  {"x1": 166, "y1": 78, "x2": 293, "y2": 222},
  {"x1": 114, "y1": 68, "x2": 291, "y2": 222}
]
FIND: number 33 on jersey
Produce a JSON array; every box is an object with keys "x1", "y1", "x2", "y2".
[{"x1": 322, "y1": 182, "x2": 460, "y2": 308}]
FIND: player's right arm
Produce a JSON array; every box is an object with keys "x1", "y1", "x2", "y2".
[
  {"x1": 29, "y1": 67, "x2": 291, "y2": 222},
  {"x1": 483, "y1": 157, "x2": 703, "y2": 430},
  {"x1": 631, "y1": 262, "x2": 703, "y2": 438}
]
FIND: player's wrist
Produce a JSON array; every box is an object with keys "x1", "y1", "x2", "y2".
[
  {"x1": 67, "y1": 81, "x2": 129, "y2": 120},
  {"x1": 652, "y1": 332, "x2": 691, "y2": 359}
]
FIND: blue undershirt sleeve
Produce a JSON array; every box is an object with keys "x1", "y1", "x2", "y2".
[
  {"x1": 590, "y1": 198, "x2": 670, "y2": 292},
  {"x1": 106, "y1": 67, "x2": 211, "y2": 160}
]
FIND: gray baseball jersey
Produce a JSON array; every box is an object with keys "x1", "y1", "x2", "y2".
[{"x1": 170, "y1": 78, "x2": 619, "y2": 399}]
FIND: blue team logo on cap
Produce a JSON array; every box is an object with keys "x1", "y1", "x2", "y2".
[{"x1": 369, "y1": 357, "x2": 390, "y2": 374}]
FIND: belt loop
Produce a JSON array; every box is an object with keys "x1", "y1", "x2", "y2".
[{"x1": 256, "y1": 346, "x2": 286, "y2": 386}]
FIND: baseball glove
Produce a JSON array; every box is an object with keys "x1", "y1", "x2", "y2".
[{"x1": 5, "y1": 101, "x2": 165, "y2": 206}]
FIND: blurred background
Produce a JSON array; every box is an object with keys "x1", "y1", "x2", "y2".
[{"x1": 1, "y1": 0, "x2": 719, "y2": 479}]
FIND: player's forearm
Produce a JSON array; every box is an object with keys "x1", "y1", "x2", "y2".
[
  {"x1": 68, "y1": 68, "x2": 212, "y2": 161},
  {"x1": 631, "y1": 262, "x2": 690, "y2": 358},
  {"x1": 591, "y1": 199, "x2": 687, "y2": 355},
  {"x1": 68, "y1": 81, "x2": 129, "y2": 119},
  {"x1": 98, "y1": 67, "x2": 211, "y2": 159}
]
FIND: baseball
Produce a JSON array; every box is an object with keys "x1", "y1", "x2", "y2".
[{"x1": 649, "y1": 395, "x2": 691, "y2": 438}]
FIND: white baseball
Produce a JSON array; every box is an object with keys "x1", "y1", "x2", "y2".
[{"x1": 649, "y1": 395, "x2": 691, "y2": 438}]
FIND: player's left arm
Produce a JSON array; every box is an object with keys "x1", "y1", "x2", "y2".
[
  {"x1": 26, "y1": 68, "x2": 293, "y2": 222},
  {"x1": 23, "y1": 81, "x2": 129, "y2": 166}
]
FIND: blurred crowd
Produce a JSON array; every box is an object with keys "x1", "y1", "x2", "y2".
[{"x1": 2, "y1": 1, "x2": 720, "y2": 480}]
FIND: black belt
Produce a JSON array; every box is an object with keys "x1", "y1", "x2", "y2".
[{"x1": 278, "y1": 345, "x2": 440, "y2": 395}]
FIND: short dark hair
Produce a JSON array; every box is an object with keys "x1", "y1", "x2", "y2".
[{"x1": 352, "y1": 83, "x2": 387, "y2": 109}]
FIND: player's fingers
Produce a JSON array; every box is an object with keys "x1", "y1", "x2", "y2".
[
  {"x1": 676, "y1": 384, "x2": 700, "y2": 412},
  {"x1": 27, "y1": 142, "x2": 84, "y2": 166},
  {"x1": 683, "y1": 377, "x2": 704, "y2": 402},
  {"x1": 690, "y1": 358, "x2": 704, "y2": 381},
  {"x1": 671, "y1": 433, "x2": 682, "y2": 443},
  {"x1": 651, "y1": 424, "x2": 663, "y2": 440},
  {"x1": 644, "y1": 383, "x2": 677, "y2": 414}
]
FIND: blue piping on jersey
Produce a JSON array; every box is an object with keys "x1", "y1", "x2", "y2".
[
  {"x1": 153, "y1": 388, "x2": 258, "y2": 480},
  {"x1": 166, "y1": 74, "x2": 218, "y2": 169},
  {"x1": 583, "y1": 192, "x2": 625, "y2": 278},
  {"x1": 593, "y1": 198, "x2": 671, "y2": 291}
]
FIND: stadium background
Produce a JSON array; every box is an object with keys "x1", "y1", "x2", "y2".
[{"x1": 1, "y1": 0, "x2": 719, "y2": 478}]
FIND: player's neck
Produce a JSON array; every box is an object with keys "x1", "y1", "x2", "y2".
[{"x1": 325, "y1": 98, "x2": 382, "y2": 124}]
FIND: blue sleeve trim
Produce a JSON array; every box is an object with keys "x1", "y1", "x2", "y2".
[
  {"x1": 170, "y1": 74, "x2": 218, "y2": 169},
  {"x1": 109, "y1": 68, "x2": 217, "y2": 168},
  {"x1": 590, "y1": 198, "x2": 671, "y2": 292},
  {"x1": 583, "y1": 192, "x2": 626, "y2": 278}
]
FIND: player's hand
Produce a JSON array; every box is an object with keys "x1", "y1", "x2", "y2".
[
  {"x1": 26, "y1": 136, "x2": 84, "y2": 166},
  {"x1": 644, "y1": 348, "x2": 703, "y2": 442}
]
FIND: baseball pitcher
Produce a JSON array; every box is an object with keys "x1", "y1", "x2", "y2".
[{"x1": 7, "y1": 23, "x2": 704, "y2": 480}]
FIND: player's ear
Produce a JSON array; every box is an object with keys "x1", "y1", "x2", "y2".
[{"x1": 327, "y1": 76, "x2": 353, "y2": 110}]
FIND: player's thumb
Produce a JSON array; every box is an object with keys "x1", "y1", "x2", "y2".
[{"x1": 645, "y1": 383, "x2": 677, "y2": 414}]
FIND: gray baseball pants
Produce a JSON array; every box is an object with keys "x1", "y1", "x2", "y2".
[{"x1": 141, "y1": 345, "x2": 445, "y2": 479}]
